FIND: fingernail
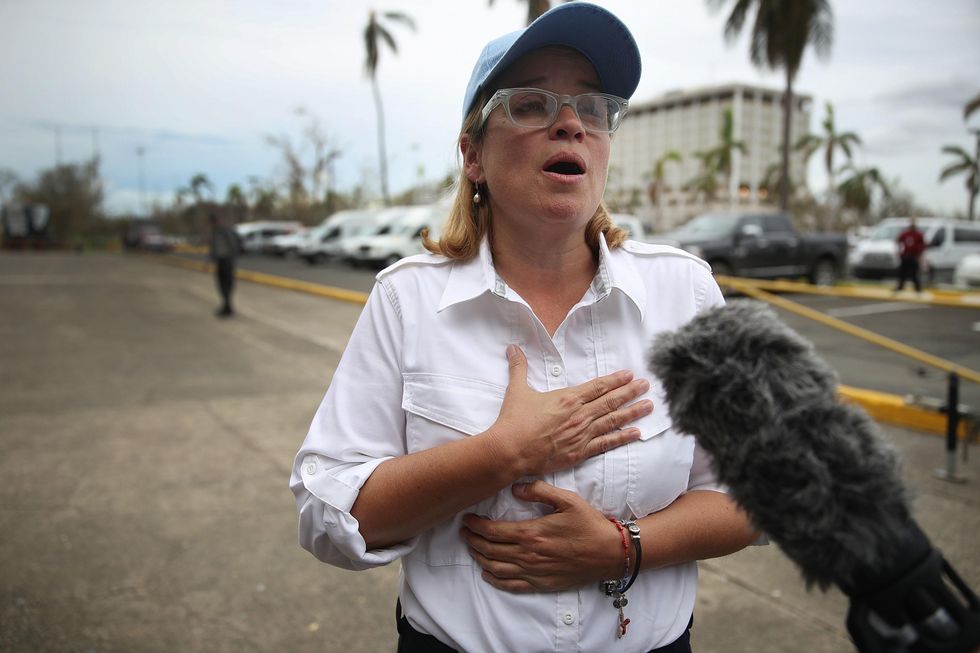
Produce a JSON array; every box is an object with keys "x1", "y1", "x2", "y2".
[
  {"x1": 636, "y1": 379, "x2": 650, "y2": 392},
  {"x1": 506, "y1": 344, "x2": 516, "y2": 359}
]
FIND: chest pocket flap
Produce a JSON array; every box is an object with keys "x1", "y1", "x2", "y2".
[{"x1": 402, "y1": 373, "x2": 505, "y2": 438}]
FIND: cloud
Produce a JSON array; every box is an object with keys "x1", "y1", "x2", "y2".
[
  {"x1": 874, "y1": 77, "x2": 978, "y2": 111},
  {"x1": 26, "y1": 120, "x2": 234, "y2": 146}
]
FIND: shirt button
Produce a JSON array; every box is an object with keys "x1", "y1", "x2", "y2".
[
  {"x1": 551, "y1": 364, "x2": 563, "y2": 377},
  {"x1": 562, "y1": 612, "x2": 575, "y2": 625}
]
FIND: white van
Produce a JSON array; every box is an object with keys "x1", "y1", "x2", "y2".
[
  {"x1": 348, "y1": 204, "x2": 446, "y2": 269},
  {"x1": 338, "y1": 206, "x2": 414, "y2": 265},
  {"x1": 847, "y1": 217, "x2": 980, "y2": 283},
  {"x1": 298, "y1": 209, "x2": 381, "y2": 264},
  {"x1": 234, "y1": 221, "x2": 302, "y2": 254}
]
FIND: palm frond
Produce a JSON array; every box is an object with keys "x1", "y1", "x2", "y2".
[
  {"x1": 939, "y1": 162, "x2": 971, "y2": 182},
  {"x1": 795, "y1": 133, "x2": 822, "y2": 153},
  {"x1": 364, "y1": 19, "x2": 379, "y2": 75},
  {"x1": 808, "y1": 0, "x2": 834, "y2": 60},
  {"x1": 377, "y1": 25, "x2": 398, "y2": 54},
  {"x1": 941, "y1": 144, "x2": 972, "y2": 160},
  {"x1": 963, "y1": 92, "x2": 980, "y2": 120},
  {"x1": 383, "y1": 11, "x2": 417, "y2": 31},
  {"x1": 721, "y1": 0, "x2": 755, "y2": 43}
]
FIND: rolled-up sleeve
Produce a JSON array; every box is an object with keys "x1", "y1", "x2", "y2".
[{"x1": 289, "y1": 281, "x2": 418, "y2": 569}]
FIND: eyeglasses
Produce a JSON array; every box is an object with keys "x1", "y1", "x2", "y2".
[{"x1": 479, "y1": 88, "x2": 629, "y2": 134}]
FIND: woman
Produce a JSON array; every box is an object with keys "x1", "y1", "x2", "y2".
[{"x1": 291, "y1": 3, "x2": 757, "y2": 651}]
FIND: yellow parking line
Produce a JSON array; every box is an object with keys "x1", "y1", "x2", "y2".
[
  {"x1": 714, "y1": 275, "x2": 980, "y2": 309},
  {"x1": 721, "y1": 278, "x2": 980, "y2": 387}
]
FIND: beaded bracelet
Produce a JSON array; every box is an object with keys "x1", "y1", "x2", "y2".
[
  {"x1": 600, "y1": 519, "x2": 642, "y2": 638},
  {"x1": 607, "y1": 517, "x2": 630, "y2": 588}
]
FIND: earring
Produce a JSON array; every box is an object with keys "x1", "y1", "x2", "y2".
[{"x1": 473, "y1": 188, "x2": 482, "y2": 205}]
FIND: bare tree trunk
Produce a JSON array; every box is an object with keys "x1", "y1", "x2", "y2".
[
  {"x1": 780, "y1": 70, "x2": 794, "y2": 212},
  {"x1": 371, "y1": 77, "x2": 390, "y2": 205}
]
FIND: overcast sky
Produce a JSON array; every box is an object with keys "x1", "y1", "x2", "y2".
[{"x1": 1, "y1": 0, "x2": 978, "y2": 218}]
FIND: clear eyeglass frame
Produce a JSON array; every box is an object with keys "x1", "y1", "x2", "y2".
[{"x1": 479, "y1": 87, "x2": 629, "y2": 134}]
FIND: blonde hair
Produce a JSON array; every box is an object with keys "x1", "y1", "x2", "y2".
[{"x1": 423, "y1": 94, "x2": 629, "y2": 261}]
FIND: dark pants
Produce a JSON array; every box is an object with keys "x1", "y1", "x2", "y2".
[
  {"x1": 396, "y1": 601, "x2": 693, "y2": 653},
  {"x1": 895, "y1": 257, "x2": 921, "y2": 292},
  {"x1": 215, "y1": 258, "x2": 235, "y2": 311}
]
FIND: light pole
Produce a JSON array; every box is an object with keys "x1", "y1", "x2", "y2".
[
  {"x1": 136, "y1": 146, "x2": 146, "y2": 218},
  {"x1": 970, "y1": 128, "x2": 979, "y2": 222}
]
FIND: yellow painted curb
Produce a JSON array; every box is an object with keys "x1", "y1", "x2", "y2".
[
  {"x1": 235, "y1": 268, "x2": 369, "y2": 305},
  {"x1": 839, "y1": 384, "x2": 969, "y2": 439},
  {"x1": 147, "y1": 253, "x2": 369, "y2": 305}
]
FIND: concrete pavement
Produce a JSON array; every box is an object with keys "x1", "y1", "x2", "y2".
[{"x1": 1, "y1": 251, "x2": 977, "y2": 653}]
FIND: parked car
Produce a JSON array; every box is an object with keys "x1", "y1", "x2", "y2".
[
  {"x1": 267, "y1": 227, "x2": 312, "y2": 257},
  {"x1": 347, "y1": 204, "x2": 446, "y2": 268},
  {"x1": 298, "y1": 209, "x2": 381, "y2": 264},
  {"x1": 953, "y1": 252, "x2": 980, "y2": 289},
  {"x1": 337, "y1": 206, "x2": 415, "y2": 265},
  {"x1": 234, "y1": 221, "x2": 302, "y2": 254},
  {"x1": 611, "y1": 213, "x2": 647, "y2": 241},
  {"x1": 848, "y1": 217, "x2": 980, "y2": 283},
  {"x1": 654, "y1": 212, "x2": 847, "y2": 285}
]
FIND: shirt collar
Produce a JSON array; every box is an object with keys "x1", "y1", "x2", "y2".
[
  {"x1": 437, "y1": 232, "x2": 647, "y2": 319},
  {"x1": 437, "y1": 238, "x2": 499, "y2": 312},
  {"x1": 596, "y1": 232, "x2": 646, "y2": 320}
]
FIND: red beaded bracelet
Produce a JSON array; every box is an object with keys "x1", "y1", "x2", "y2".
[{"x1": 608, "y1": 517, "x2": 630, "y2": 586}]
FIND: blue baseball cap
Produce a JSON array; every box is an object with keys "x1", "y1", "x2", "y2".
[{"x1": 462, "y1": 2, "x2": 641, "y2": 122}]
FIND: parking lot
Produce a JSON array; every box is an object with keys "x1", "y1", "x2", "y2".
[{"x1": 1, "y1": 251, "x2": 978, "y2": 653}]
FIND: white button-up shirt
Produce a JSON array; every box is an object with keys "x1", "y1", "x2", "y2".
[{"x1": 291, "y1": 234, "x2": 727, "y2": 652}]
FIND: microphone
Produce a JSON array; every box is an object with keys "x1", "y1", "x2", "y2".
[{"x1": 648, "y1": 301, "x2": 980, "y2": 653}]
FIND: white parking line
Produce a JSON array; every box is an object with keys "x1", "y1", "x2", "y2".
[{"x1": 826, "y1": 302, "x2": 932, "y2": 318}]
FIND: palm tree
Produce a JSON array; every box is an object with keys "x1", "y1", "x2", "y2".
[
  {"x1": 225, "y1": 184, "x2": 248, "y2": 222},
  {"x1": 837, "y1": 164, "x2": 890, "y2": 223},
  {"x1": 189, "y1": 173, "x2": 213, "y2": 205},
  {"x1": 939, "y1": 144, "x2": 979, "y2": 221},
  {"x1": 699, "y1": 109, "x2": 748, "y2": 204},
  {"x1": 646, "y1": 150, "x2": 682, "y2": 231},
  {"x1": 364, "y1": 10, "x2": 416, "y2": 206},
  {"x1": 687, "y1": 151, "x2": 721, "y2": 203},
  {"x1": 708, "y1": 0, "x2": 834, "y2": 211},
  {"x1": 796, "y1": 101, "x2": 860, "y2": 204}
]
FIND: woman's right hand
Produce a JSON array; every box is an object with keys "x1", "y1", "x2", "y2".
[{"x1": 485, "y1": 345, "x2": 653, "y2": 478}]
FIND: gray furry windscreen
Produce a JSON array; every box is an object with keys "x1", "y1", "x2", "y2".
[{"x1": 648, "y1": 300, "x2": 912, "y2": 590}]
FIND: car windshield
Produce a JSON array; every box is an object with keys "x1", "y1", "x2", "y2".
[
  {"x1": 672, "y1": 214, "x2": 739, "y2": 238},
  {"x1": 868, "y1": 223, "x2": 908, "y2": 240}
]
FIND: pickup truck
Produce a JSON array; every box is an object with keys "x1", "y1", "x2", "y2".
[{"x1": 656, "y1": 212, "x2": 848, "y2": 285}]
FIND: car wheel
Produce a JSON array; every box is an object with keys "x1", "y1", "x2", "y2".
[{"x1": 810, "y1": 258, "x2": 838, "y2": 286}]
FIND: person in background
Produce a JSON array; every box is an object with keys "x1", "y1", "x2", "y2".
[
  {"x1": 895, "y1": 218, "x2": 926, "y2": 292},
  {"x1": 208, "y1": 209, "x2": 238, "y2": 317},
  {"x1": 290, "y1": 4, "x2": 758, "y2": 651}
]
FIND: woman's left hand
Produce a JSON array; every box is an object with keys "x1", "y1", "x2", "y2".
[{"x1": 461, "y1": 481, "x2": 624, "y2": 593}]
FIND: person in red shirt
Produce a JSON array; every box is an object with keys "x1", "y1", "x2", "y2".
[{"x1": 895, "y1": 218, "x2": 926, "y2": 292}]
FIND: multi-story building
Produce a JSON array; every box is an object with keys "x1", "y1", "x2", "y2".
[{"x1": 605, "y1": 83, "x2": 812, "y2": 233}]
